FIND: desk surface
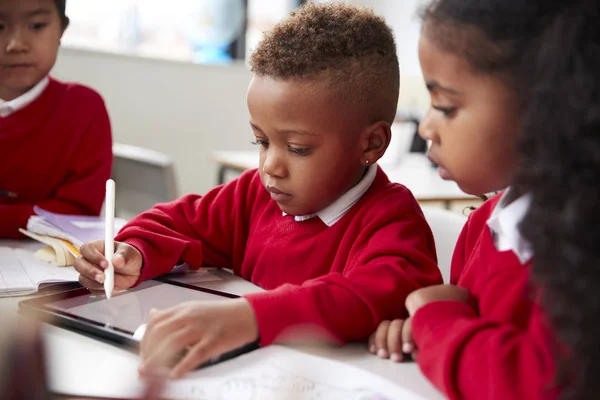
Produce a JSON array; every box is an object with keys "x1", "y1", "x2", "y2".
[
  {"x1": 214, "y1": 150, "x2": 473, "y2": 203},
  {"x1": 0, "y1": 240, "x2": 443, "y2": 400}
]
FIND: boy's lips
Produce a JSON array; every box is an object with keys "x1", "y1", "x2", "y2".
[{"x1": 266, "y1": 186, "x2": 292, "y2": 202}]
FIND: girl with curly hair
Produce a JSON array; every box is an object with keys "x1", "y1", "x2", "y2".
[{"x1": 369, "y1": 0, "x2": 599, "y2": 398}]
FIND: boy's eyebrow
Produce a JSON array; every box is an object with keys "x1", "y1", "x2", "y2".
[
  {"x1": 426, "y1": 81, "x2": 460, "y2": 95},
  {"x1": 276, "y1": 129, "x2": 319, "y2": 137},
  {"x1": 250, "y1": 123, "x2": 319, "y2": 137}
]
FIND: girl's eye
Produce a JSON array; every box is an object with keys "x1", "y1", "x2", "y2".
[
  {"x1": 251, "y1": 139, "x2": 269, "y2": 148},
  {"x1": 288, "y1": 147, "x2": 310, "y2": 156},
  {"x1": 432, "y1": 105, "x2": 457, "y2": 117}
]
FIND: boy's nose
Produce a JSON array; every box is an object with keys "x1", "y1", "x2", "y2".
[{"x1": 262, "y1": 150, "x2": 287, "y2": 178}]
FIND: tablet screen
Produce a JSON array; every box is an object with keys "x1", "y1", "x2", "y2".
[
  {"x1": 20, "y1": 280, "x2": 259, "y2": 365},
  {"x1": 24, "y1": 280, "x2": 235, "y2": 340}
]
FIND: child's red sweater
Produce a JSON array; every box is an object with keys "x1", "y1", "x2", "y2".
[
  {"x1": 116, "y1": 167, "x2": 442, "y2": 346},
  {"x1": 0, "y1": 77, "x2": 113, "y2": 239},
  {"x1": 412, "y1": 194, "x2": 558, "y2": 400}
]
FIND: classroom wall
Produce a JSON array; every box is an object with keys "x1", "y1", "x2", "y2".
[
  {"x1": 51, "y1": 0, "x2": 430, "y2": 196},
  {"x1": 52, "y1": 48, "x2": 254, "y2": 196}
]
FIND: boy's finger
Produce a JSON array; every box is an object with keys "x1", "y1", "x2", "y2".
[
  {"x1": 114, "y1": 243, "x2": 143, "y2": 274},
  {"x1": 78, "y1": 274, "x2": 104, "y2": 291},
  {"x1": 112, "y1": 252, "x2": 126, "y2": 269},
  {"x1": 74, "y1": 256, "x2": 105, "y2": 282},
  {"x1": 141, "y1": 309, "x2": 174, "y2": 358},
  {"x1": 171, "y1": 338, "x2": 220, "y2": 379},
  {"x1": 79, "y1": 241, "x2": 108, "y2": 269},
  {"x1": 142, "y1": 328, "x2": 192, "y2": 372},
  {"x1": 386, "y1": 319, "x2": 404, "y2": 362},
  {"x1": 139, "y1": 375, "x2": 165, "y2": 400}
]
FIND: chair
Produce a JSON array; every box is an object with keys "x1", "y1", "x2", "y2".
[
  {"x1": 111, "y1": 143, "x2": 179, "y2": 219},
  {"x1": 421, "y1": 206, "x2": 467, "y2": 283}
]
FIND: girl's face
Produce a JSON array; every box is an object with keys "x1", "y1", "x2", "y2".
[{"x1": 417, "y1": 30, "x2": 522, "y2": 196}]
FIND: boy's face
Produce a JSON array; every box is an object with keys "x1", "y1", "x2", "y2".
[
  {"x1": 247, "y1": 75, "x2": 367, "y2": 216},
  {"x1": 417, "y1": 31, "x2": 522, "y2": 195},
  {"x1": 0, "y1": 0, "x2": 64, "y2": 101}
]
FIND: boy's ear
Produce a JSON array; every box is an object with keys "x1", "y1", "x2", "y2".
[{"x1": 360, "y1": 121, "x2": 391, "y2": 166}]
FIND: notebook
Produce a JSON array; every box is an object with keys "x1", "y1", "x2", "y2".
[
  {"x1": 0, "y1": 247, "x2": 79, "y2": 297},
  {"x1": 19, "y1": 207, "x2": 127, "y2": 266}
]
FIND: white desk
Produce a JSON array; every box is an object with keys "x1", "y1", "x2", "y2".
[
  {"x1": 0, "y1": 240, "x2": 444, "y2": 400},
  {"x1": 213, "y1": 150, "x2": 474, "y2": 208}
]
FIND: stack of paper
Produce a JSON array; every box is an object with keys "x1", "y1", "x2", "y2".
[
  {"x1": 19, "y1": 207, "x2": 127, "y2": 266},
  {"x1": 0, "y1": 247, "x2": 79, "y2": 296}
]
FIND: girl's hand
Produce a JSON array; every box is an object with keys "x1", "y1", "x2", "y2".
[
  {"x1": 138, "y1": 298, "x2": 259, "y2": 379},
  {"x1": 405, "y1": 284, "x2": 470, "y2": 316},
  {"x1": 368, "y1": 318, "x2": 417, "y2": 362},
  {"x1": 369, "y1": 284, "x2": 471, "y2": 363}
]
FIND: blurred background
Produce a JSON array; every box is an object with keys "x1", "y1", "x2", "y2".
[{"x1": 53, "y1": 0, "x2": 429, "y2": 197}]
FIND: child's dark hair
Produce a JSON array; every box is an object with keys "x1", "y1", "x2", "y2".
[
  {"x1": 517, "y1": 1, "x2": 600, "y2": 398},
  {"x1": 423, "y1": 0, "x2": 600, "y2": 398},
  {"x1": 421, "y1": 1, "x2": 561, "y2": 107},
  {"x1": 53, "y1": 0, "x2": 69, "y2": 28},
  {"x1": 249, "y1": 2, "x2": 399, "y2": 124}
]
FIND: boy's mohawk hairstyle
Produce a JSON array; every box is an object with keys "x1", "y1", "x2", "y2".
[{"x1": 250, "y1": 2, "x2": 400, "y2": 123}]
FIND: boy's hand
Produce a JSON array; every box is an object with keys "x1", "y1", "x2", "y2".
[
  {"x1": 368, "y1": 318, "x2": 417, "y2": 362},
  {"x1": 138, "y1": 298, "x2": 259, "y2": 379},
  {"x1": 74, "y1": 240, "x2": 143, "y2": 291},
  {"x1": 405, "y1": 284, "x2": 470, "y2": 316}
]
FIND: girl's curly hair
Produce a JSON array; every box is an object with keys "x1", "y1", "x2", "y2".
[
  {"x1": 423, "y1": 0, "x2": 600, "y2": 397},
  {"x1": 517, "y1": 0, "x2": 600, "y2": 397}
]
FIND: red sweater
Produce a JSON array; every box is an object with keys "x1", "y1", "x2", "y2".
[
  {"x1": 0, "y1": 77, "x2": 113, "y2": 239},
  {"x1": 412, "y1": 194, "x2": 558, "y2": 399},
  {"x1": 116, "y1": 167, "x2": 442, "y2": 346}
]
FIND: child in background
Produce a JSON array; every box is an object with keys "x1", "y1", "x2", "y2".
[
  {"x1": 0, "y1": 0, "x2": 113, "y2": 239},
  {"x1": 370, "y1": 0, "x2": 599, "y2": 398},
  {"x1": 75, "y1": 3, "x2": 441, "y2": 378}
]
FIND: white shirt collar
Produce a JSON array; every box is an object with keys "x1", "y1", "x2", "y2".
[
  {"x1": 0, "y1": 76, "x2": 49, "y2": 117},
  {"x1": 283, "y1": 164, "x2": 377, "y2": 227},
  {"x1": 487, "y1": 188, "x2": 534, "y2": 264}
]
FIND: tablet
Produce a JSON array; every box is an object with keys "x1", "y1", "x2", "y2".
[{"x1": 19, "y1": 279, "x2": 259, "y2": 366}]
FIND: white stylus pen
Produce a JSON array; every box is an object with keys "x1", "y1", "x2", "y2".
[{"x1": 104, "y1": 179, "x2": 115, "y2": 299}]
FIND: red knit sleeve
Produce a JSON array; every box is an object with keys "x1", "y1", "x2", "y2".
[
  {"x1": 411, "y1": 301, "x2": 557, "y2": 400},
  {"x1": 244, "y1": 199, "x2": 442, "y2": 346},
  {"x1": 411, "y1": 197, "x2": 557, "y2": 399},
  {"x1": 0, "y1": 91, "x2": 112, "y2": 239},
  {"x1": 115, "y1": 170, "x2": 259, "y2": 282}
]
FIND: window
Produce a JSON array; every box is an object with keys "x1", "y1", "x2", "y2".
[{"x1": 63, "y1": 0, "x2": 302, "y2": 64}]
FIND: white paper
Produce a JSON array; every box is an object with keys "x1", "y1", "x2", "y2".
[
  {"x1": 163, "y1": 345, "x2": 427, "y2": 400},
  {"x1": 0, "y1": 247, "x2": 79, "y2": 296}
]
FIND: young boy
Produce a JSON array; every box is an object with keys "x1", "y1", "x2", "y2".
[
  {"x1": 0, "y1": 0, "x2": 113, "y2": 239},
  {"x1": 75, "y1": 3, "x2": 442, "y2": 378}
]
